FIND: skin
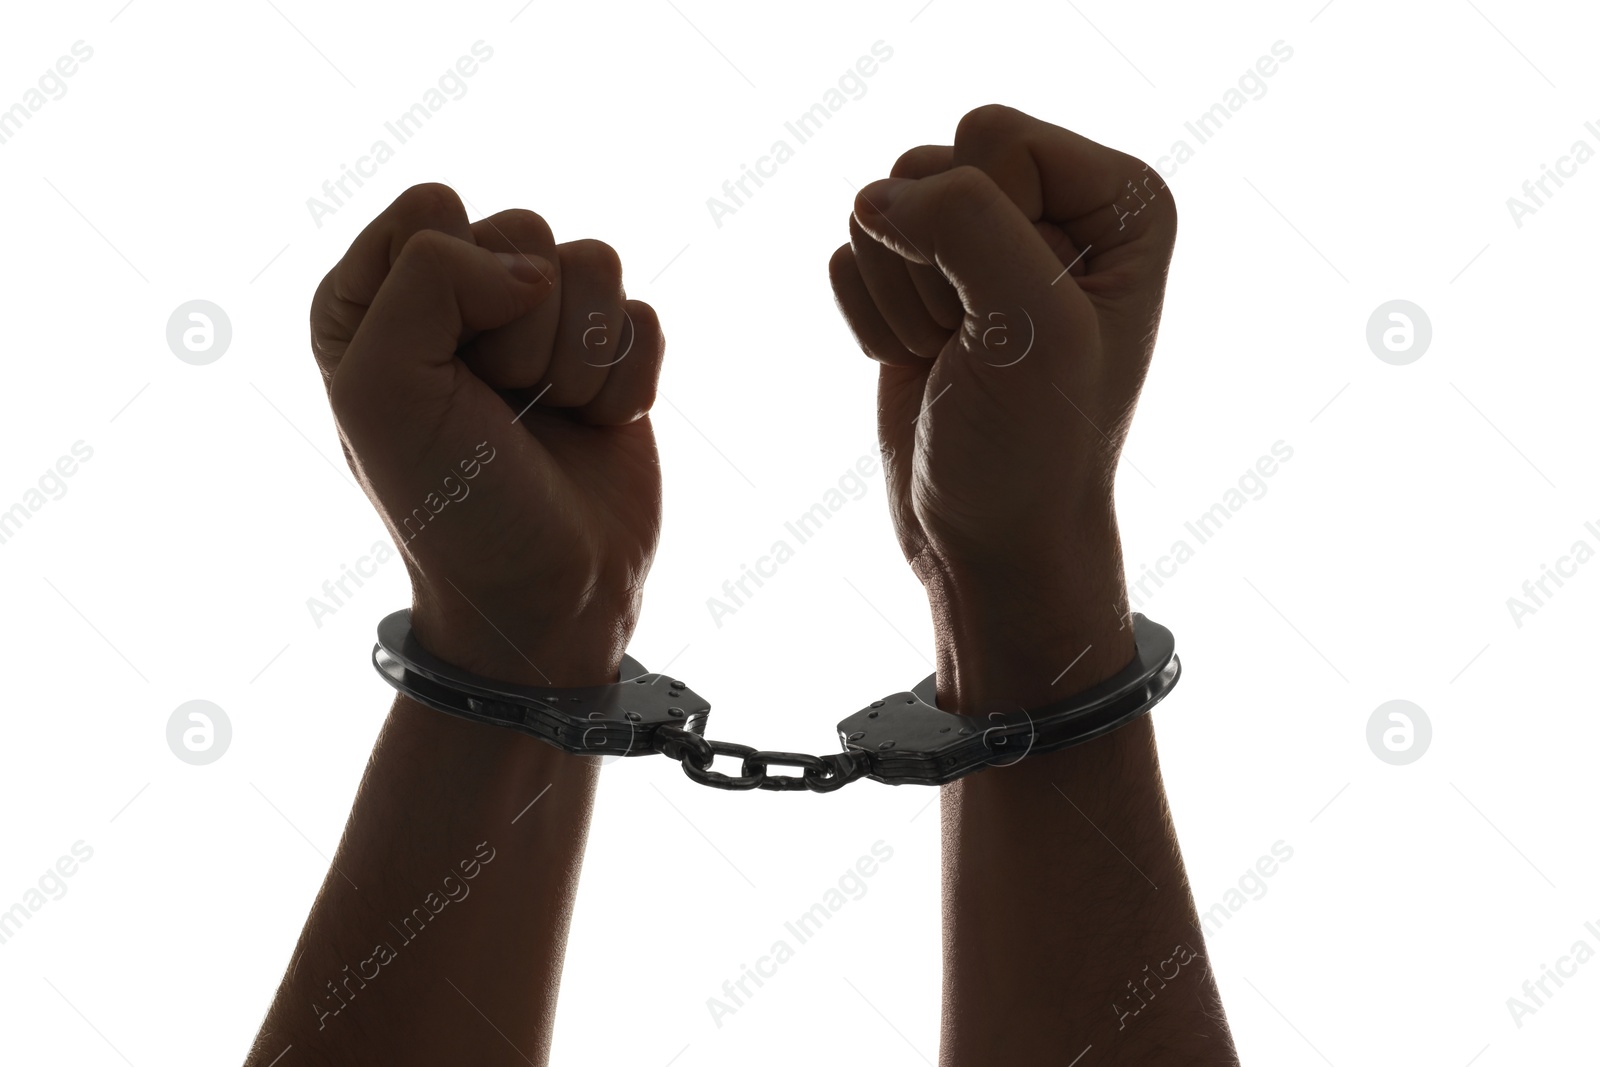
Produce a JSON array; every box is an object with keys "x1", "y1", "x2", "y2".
[
  {"x1": 830, "y1": 104, "x2": 1237, "y2": 1064},
  {"x1": 246, "y1": 184, "x2": 663, "y2": 1065},
  {"x1": 248, "y1": 104, "x2": 1234, "y2": 1066}
]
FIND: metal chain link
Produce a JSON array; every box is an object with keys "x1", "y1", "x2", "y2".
[{"x1": 653, "y1": 726, "x2": 872, "y2": 793}]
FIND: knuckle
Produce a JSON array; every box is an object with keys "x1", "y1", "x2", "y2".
[
  {"x1": 937, "y1": 166, "x2": 1018, "y2": 238},
  {"x1": 1127, "y1": 155, "x2": 1179, "y2": 218},
  {"x1": 626, "y1": 298, "x2": 659, "y2": 334},
  {"x1": 954, "y1": 103, "x2": 1023, "y2": 152},
  {"x1": 393, "y1": 227, "x2": 455, "y2": 279},
  {"x1": 890, "y1": 144, "x2": 937, "y2": 178},
  {"x1": 311, "y1": 267, "x2": 337, "y2": 319},
  {"x1": 565, "y1": 239, "x2": 624, "y2": 287},
  {"x1": 391, "y1": 182, "x2": 465, "y2": 226},
  {"x1": 942, "y1": 164, "x2": 1002, "y2": 206},
  {"x1": 827, "y1": 243, "x2": 858, "y2": 290},
  {"x1": 397, "y1": 224, "x2": 452, "y2": 260},
  {"x1": 1150, "y1": 164, "x2": 1178, "y2": 211},
  {"x1": 486, "y1": 207, "x2": 554, "y2": 249},
  {"x1": 310, "y1": 269, "x2": 360, "y2": 356}
]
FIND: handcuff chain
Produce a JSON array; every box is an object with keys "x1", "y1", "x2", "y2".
[{"x1": 653, "y1": 726, "x2": 872, "y2": 793}]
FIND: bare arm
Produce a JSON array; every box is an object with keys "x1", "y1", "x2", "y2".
[
  {"x1": 247, "y1": 692, "x2": 601, "y2": 1065},
  {"x1": 247, "y1": 182, "x2": 664, "y2": 1065},
  {"x1": 927, "y1": 553, "x2": 1234, "y2": 1064},
  {"x1": 830, "y1": 104, "x2": 1235, "y2": 1064}
]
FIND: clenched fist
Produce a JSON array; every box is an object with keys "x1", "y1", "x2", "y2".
[
  {"x1": 829, "y1": 105, "x2": 1179, "y2": 710},
  {"x1": 310, "y1": 183, "x2": 664, "y2": 687}
]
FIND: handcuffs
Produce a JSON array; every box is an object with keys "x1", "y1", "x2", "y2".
[{"x1": 372, "y1": 609, "x2": 1180, "y2": 792}]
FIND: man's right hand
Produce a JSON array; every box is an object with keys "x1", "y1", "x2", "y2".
[{"x1": 828, "y1": 105, "x2": 1179, "y2": 709}]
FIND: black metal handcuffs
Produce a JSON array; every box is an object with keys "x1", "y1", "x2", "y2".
[{"x1": 372, "y1": 609, "x2": 1180, "y2": 793}]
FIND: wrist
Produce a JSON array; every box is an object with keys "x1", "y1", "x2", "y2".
[
  {"x1": 918, "y1": 524, "x2": 1135, "y2": 715},
  {"x1": 409, "y1": 588, "x2": 640, "y2": 689}
]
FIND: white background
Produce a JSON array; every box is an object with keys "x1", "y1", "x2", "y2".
[{"x1": 1, "y1": 1, "x2": 1596, "y2": 1064}]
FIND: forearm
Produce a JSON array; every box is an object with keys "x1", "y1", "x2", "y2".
[
  {"x1": 927, "y1": 532, "x2": 1237, "y2": 1066},
  {"x1": 276, "y1": 178, "x2": 664, "y2": 1065},
  {"x1": 246, "y1": 692, "x2": 601, "y2": 1066}
]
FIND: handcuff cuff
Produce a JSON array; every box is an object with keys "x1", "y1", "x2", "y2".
[{"x1": 372, "y1": 609, "x2": 1180, "y2": 793}]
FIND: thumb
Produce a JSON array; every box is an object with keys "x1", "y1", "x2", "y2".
[
  {"x1": 852, "y1": 166, "x2": 1097, "y2": 359},
  {"x1": 333, "y1": 229, "x2": 554, "y2": 439}
]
